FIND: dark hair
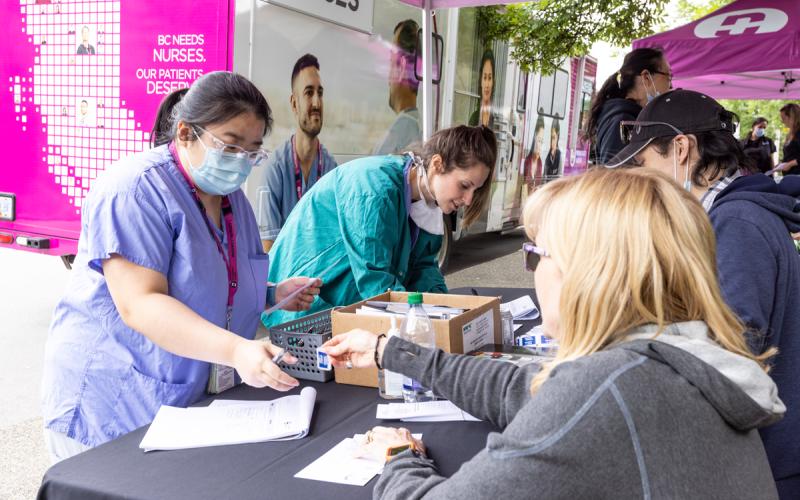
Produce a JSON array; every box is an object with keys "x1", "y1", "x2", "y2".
[
  {"x1": 151, "y1": 88, "x2": 188, "y2": 147},
  {"x1": 751, "y1": 117, "x2": 768, "y2": 129},
  {"x1": 291, "y1": 53, "x2": 320, "y2": 90},
  {"x1": 528, "y1": 116, "x2": 546, "y2": 156},
  {"x1": 476, "y1": 49, "x2": 495, "y2": 102},
  {"x1": 393, "y1": 19, "x2": 420, "y2": 94},
  {"x1": 551, "y1": 118, "x2": 560, "y2": 137},
  {"x1": 585, "y1": 48, "x2": 665, "y2": 142},
  {"x1": 416, "y1": 125, "x2": 497, "y2": 227},
  {"x1": 645, "y1": 127, "x2": 756, "y2": 185},
  {"x1": 743, "y1": 146, "x2": 773, "y2": 173},
  {"x1": 169, "y1": 71, "x2": 273, "y2": 141},
  {"x1": 393, "y1": 19, "x2": 419, "y2": 56}
]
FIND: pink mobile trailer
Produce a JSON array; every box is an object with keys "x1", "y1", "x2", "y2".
[{"x1": 0, "y1": 0, "x2": 234, "y2": 263}]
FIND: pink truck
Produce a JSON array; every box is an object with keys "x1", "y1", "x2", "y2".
[{"x1": 0, "y1": 0, "x2": 233, "y2": 264}]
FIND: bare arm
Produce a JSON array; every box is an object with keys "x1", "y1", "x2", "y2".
[{"x1": 102, "y1": 254, "x2": 299, "y2": 391}]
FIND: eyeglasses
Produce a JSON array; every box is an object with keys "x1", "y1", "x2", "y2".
[
  {"x1": 619, "y1": 120, "x2": 684, "y2": 144},
  {"x1": 523, "y1": 242, "x2": 549, "y2": 272},
  {"x1": 652, "y1": 70, "x2": 673, "y2": 83},
  {"x1": 194, "y1": 126, "x2": 270, "y2": 166}
]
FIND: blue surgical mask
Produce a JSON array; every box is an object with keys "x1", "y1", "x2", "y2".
[
  {"x1": 755, "y1": 128, "x2": 766, "y2": 138},
  {"x1": 185, "y1": 135, "x2": 252, "y2": 196}
]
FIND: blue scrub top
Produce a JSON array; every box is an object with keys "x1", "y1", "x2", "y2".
[
  {"x1": 42, "y1": 144, "x2": 269, "y2": 447},
  {"x1": 372, "y1": 108, "x2": 421, "y2": 155},
  {"x1": 259, "y1": 136, "x2": 337, "y2": 241}
]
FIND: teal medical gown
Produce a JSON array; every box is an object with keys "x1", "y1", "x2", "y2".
[{"x1": 265, "y1": 154, "x2": 447, "y2": 326}]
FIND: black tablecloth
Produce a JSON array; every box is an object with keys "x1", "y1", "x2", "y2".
[{"x1": 38, "y1": 287, "x2": 539, "y2": 500}]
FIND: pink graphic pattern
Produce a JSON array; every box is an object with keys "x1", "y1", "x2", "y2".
[{"x1": 9, "y1": 0, "x2": 148, "y2": 215}]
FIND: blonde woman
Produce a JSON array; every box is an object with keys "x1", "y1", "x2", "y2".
[
  {"x1": 777, "y1": 103, "x2": 800, "y2": 175},
  {"x1": 322, "y1": 168, "x2": 784, "y2": 499}
]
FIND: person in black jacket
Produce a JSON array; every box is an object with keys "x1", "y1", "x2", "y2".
[
  {"x1": 740, "y1": 117, "x2": 776, "y2": 173},
  {"x1": 585, "y1": 47, "x2": 671, "y2": 165},
  {"x1": 776, "y1": 103, "x2": 800, "y2": 175}
]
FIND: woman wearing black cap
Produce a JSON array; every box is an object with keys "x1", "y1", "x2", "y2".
[
  {"x1": 585, "y1": 47, "x2": 671, "y2": 165},
  {"x1": 608, "y1": 89, "x2": 800, "y2": 498}
]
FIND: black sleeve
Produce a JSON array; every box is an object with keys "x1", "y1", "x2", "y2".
[
  {"x1": 782, "y1": 136, "x2": 800, "y2": 173},
  {"x1": 596, "y1": 111, "x2": 636, "y2": 164}
]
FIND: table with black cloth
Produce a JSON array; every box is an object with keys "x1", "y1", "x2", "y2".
[{"x1": 38, "y1": 287, "x2": 541, "y2": 500}]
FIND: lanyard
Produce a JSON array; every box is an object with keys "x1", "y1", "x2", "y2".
[
  {"x1": 292, "y1": 134, "x2": 323, "y2": 202},
  {"x1": 169, "y1": 142, "x2": 239, "y2": 330}
]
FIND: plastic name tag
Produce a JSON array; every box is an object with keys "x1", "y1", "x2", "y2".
[{"x1": 207, "y1": 363, "x2": 235, "y2": 394}]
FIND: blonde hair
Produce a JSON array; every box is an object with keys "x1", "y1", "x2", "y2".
[
  {"x1": 523, "y1": 168, "x2": 773, "y2": 393},
  {"x1": 781, "y1": 103, "x2": 800, "y2": 145}
]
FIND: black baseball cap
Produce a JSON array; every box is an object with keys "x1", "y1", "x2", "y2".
[{"x1": 606, "y1": 89, "x2": 736, "y2": 168}]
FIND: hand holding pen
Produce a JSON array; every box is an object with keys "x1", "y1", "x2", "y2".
[{"x1": 231, "y1": 339, "x2": 299, "y2": 392}]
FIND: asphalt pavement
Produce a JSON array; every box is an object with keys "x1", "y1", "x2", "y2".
[{"x1": 0, "y1": 228, "x2": 528, "y2": 499}]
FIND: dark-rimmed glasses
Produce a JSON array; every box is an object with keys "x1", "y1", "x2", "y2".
[
  {"x1": 619, "y1": 120, "x2": 684, "y2": 145},
  {"x1": 652, "y1": 70, "x2": 673, "y2": 85},
  {"x1": 523, "y1": 242, "x2": 549, "y2": 272}
]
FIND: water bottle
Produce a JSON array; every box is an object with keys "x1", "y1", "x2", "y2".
[
  {"x1": 378, "y1": 316, "x2": 404, "y2": 399},
  {"x1": 500, "y1": 305, "x2": 515, "y2": 346},
  {"x1": 400, "y1": 292, "x2": 436, "y2": 403}
]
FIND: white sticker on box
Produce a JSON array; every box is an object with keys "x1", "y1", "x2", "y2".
[{"x1": 462, "y1": 309, "x2": 494, "y2": 352}]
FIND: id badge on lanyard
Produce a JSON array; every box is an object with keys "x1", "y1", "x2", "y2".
[
  {"x1": 292, "y1": 134, "x2": 323, "y2": 202},
  {"x1": 168, "y1": 143, "x2": 240, "y2": 394}
]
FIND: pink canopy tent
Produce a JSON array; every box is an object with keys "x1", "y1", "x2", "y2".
[{"x1": 633, "y1": 0, "x2": 800, "y2": 100}]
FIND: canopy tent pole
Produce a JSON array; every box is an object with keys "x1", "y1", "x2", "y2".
[{"x1": 421, "y1": 0, "x2": 434, "y2": 140}]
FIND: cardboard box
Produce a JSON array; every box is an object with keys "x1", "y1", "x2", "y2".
[{"x1": 330, "y1": 291, "x2": 500, "y2": 388}]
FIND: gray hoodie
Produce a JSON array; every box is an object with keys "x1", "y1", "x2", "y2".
[{"x1": 375, "y1": 321, "x2": 784, "y2": 499}]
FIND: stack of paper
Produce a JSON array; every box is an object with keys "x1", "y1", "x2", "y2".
[
  {"x1": 139, "y1": 387, "x2": 316, "y2": 451},
  {"x1": 502, "y1": 295, "x2": 540, "y2": 320},
  {"x1": 376, "y1": 400, "x2": 480, "y2": 422}
]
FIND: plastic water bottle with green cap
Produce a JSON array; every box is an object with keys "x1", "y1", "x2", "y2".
[{"x1": 400, "y1": 292, "x2": 436, "y2": 403}]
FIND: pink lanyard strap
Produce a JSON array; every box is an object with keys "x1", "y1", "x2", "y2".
[
  {"x1": 169, "y1": 142, "x2": 239, "y2": 329},
  {"x1": 292, "y1": 134, "x2": 323, "y2": 202}
]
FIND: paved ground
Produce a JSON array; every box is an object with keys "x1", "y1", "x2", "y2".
[{"x1": 0, "y1": 228, "x2": 527, "y2": 499}]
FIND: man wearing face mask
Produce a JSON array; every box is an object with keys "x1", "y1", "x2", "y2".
[
  {"x1": 259, "y1": 54, "x2": 337, "y2": 252},
  {"x1": 740, "y1": 117, "x2": 776, "y2": 173},
  {"x1": 41, "y1": 72, "x2": 321, "y2": 464},
  {"x1": 606, "y1": 89, "x2": 800, "y2": 498}
]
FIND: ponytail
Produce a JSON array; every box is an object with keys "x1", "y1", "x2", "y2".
[{"x1": 584, "y1": 47, "x2": 665, "y2": 142}]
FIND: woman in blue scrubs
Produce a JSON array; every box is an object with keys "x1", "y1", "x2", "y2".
[
  {"x1": 41, "y1": 72, "x2": 320, "y2": 462},
  {"x1": 266, "y1": 125, "x2": 497, "y2": 327}
]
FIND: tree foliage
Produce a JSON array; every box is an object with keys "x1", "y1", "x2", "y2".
[{"x1": 476, "y1": 0, "x2": 669, "y2": 75}]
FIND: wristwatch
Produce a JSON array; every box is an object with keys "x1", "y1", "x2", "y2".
[{"x1": 385, "y1": 442, "x2": 425, "y2": 462}]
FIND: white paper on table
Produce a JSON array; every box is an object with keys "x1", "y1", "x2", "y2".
[
  {"x1": 502, "y1": 295, "x2": 540, "y2": 320},
  {"x1": 139, "y1": 387, "x2": 316, "y2": 452},
  {"x1": 294, "y1": 437, "x2": 384, "y2": 486},
  {"x1": 295, "y1": 433, "x2": 423, "y2": 486},
  {"x1": 376, "y1": 400, "x2": 480, "y2": 422}
]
